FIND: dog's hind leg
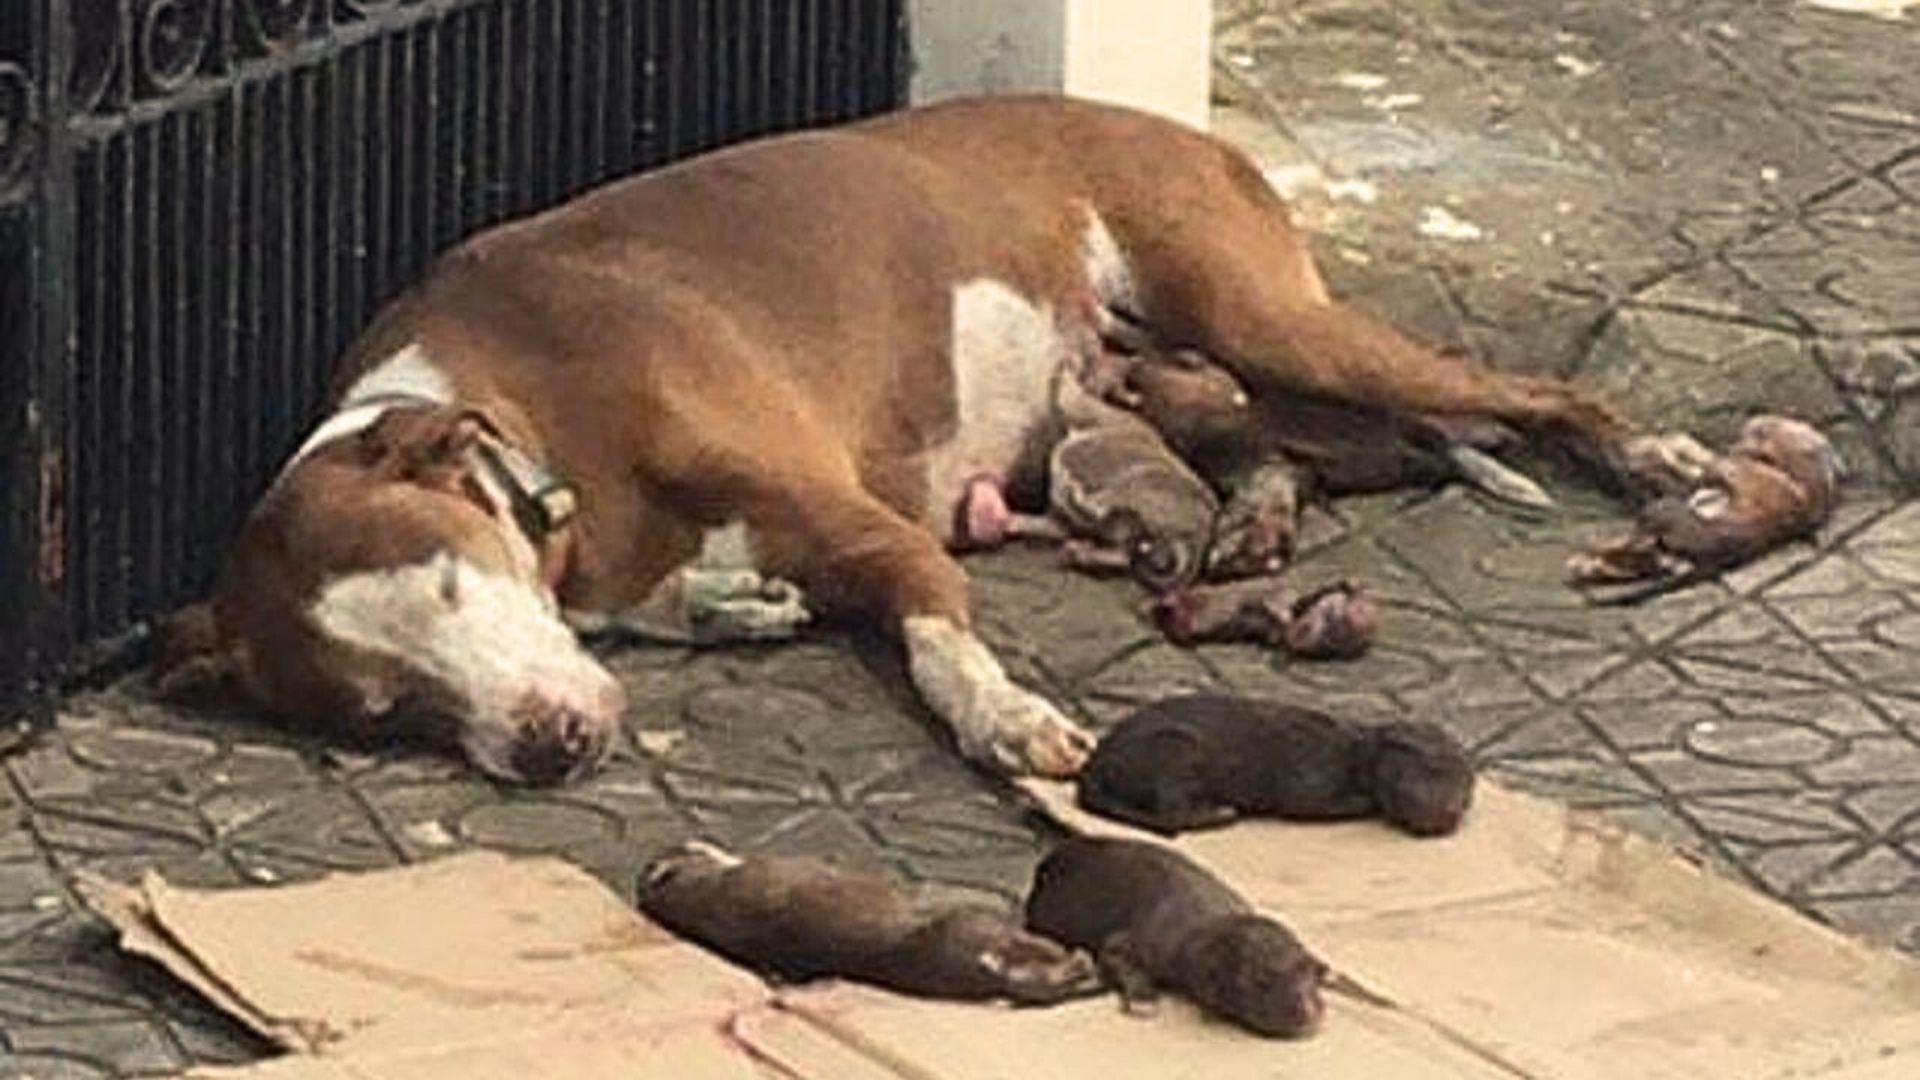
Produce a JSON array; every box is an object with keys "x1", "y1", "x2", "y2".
[{"x1": 1102, "y1": 152, "x2": 1636, "y2": 466}]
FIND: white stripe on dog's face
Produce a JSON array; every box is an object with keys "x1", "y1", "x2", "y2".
[{"x1": 309, "y1": 551, "x2": 624, "y2": 783}]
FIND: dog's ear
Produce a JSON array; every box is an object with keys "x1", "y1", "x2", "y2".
[
  {"x1": 356, "y1": 410, "x2": 486, "y2": 486},
  {"x1": 150, "y1": 602, "x2": 241, "y2": 700}
]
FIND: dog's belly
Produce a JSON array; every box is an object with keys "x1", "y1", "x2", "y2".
[{"x1": 919, "y1": 280, "x2": 1078, "y2": 543}]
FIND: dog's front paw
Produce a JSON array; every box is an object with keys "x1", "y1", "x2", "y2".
[
  {"x1": 684, "y1": 570, "x2": 812, "y2": 643},
  {"x1": 959, "y1": 682, "x2": 1093, "y2": 779}
]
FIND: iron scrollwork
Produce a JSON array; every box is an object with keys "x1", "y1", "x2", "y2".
[
  {"x1": 235, "y1": 0, "x2": 314, "y2": 56},
  {"x1": 67, "y1": 0, "x2": 343, "y2": 113},
  {"x1": 0, "y1": 62, "x2": 33, "y2": 202},
  {"x1": 137, "y1": 0, "x2": 216, "y2": 94},
  {"x1": 69, "y1": 0, "x2": 122, "y2": 114}
]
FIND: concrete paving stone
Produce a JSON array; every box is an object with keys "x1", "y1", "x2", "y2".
[
  {"x1": 1482, "y1": 756, "x2": 1660, "y2": 809},
  {"x1": 1392, "y1": 653, "x2": 1544, "y2": 712},
  {"x1": 1490, "y1": 648, "x2": 1629, "y2": 701},
  {"x1": 1736, "y1": 690, "x2": 1899, "y2": 739},
  {"x1": 1766, "y1": 589, "x2": 1913, "y2": 640},
  {"x1": 1670, "y1": 634, "x2": 1860, "y2": 689},
  {"x1": 215, "y1": 787, "x2": 401, "y2": 873},
  {"x1": 354, "y1": 781, "x2": 502, "y2": 863},
  {"x1": 1740, "y1": 836, "x2": 1869, "y2": 898},
  {"x1": 1800, "y1": 843, "x2": 1920, "y2": 900},
  {"x1": 1469, "y1": 706, "x2": 1610, "y2": 758},
  {"x1": 1682, "y1": 792, "x2": 1862, "y2": 847},
  {"x1": 0, "y1": 969, "x2": 151, "y2": 1027},
  {"x1": 1850, "y1": 541, "x2": 1920, "y2": 584},
  {"x1": 1825, "y1": 640, "x2": 1920, "y2": 693},
  {"x1": 1681, "y1": 711, "x2": 1848, "y2": 770},
  {"x1": 1574, "y1": 696, "x2": 1728, "y2": 753},
  {"x1": 1190, "y1": 648, "x2": 1406, "y2": 723},
  {"x1": 1574, "y1": 657, "x2": 1697, "y2": 701},
  {"x1": 1763, "y1": 551, "x2": 1890, "y2": 599},
  {"x1": 1669, "y1": 601, "x2": 1793, "y2": 648},
  {"x1": 1070, "y1": 644, "x2": 1225, "y2": 728},
  {"x1": 725, "y1": 808, "x2": 892, "y2": 867},
  {"x1": 1362, "y1": 601, "x2": 1497, "y2": 661},
  {"x1": 1868, "y1": 692, "x2": 1920, "y2": 737},
  {"x1": 4, "y1": 1019, "x2": 183, "y2": 1076},
  {"x1": 1805, "y1": 735, "x2": 1920, "y2": 787},
  {"x1": 1810, "y1": 895, "x2": 1920, "y2": 956},
  {"x1": 0, "y1": 1053, "x2": 115, "y2": 1079},
  {"x1": 453, "y1": 797, "x2": 627, "y2": 857},
  {"x1": 1844, "y1": 785, "x2": 1920, "y2": 837},
  {"x1": 1629, "y1": 748, "x2": 1809, "y2": 797},
  {"x1": 0, "y1": 864, "x2": 63, "y2": 915},
  {"x1": 1667, "y1": 651, "x2": 1851, "y2": 696}
]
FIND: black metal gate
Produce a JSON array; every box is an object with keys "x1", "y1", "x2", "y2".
[{"x1": 0, "y1": 1, "x2": 908, "y2": 714}]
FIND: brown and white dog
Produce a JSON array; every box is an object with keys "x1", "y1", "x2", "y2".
[{"x1": 154, "y1": 96, "x2": 1633, "y2": 785}]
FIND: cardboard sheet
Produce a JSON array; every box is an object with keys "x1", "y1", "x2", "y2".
[{"x1": 76, "y1": 786, "x2": 1920, "y2": 1079}]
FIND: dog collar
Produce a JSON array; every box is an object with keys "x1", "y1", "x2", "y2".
[
  {"x1": 333, "y1": 390, "x2": 579, "y2": 543},
  {"x1": 467, "y1": 431, "x2": 579, "y2": 542}
]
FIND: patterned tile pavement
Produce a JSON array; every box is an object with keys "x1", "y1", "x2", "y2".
[{"x1": 7, "y1": 0, "x2": 1920, "y2": 1073}]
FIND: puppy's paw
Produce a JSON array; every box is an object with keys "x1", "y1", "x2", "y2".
[
  {"x1": 1622, "y1": 432, "x2": 1718, "y2": 494},
  {"x1": 982, "y1": 943, "x2": 1102, "y2": 1005}
]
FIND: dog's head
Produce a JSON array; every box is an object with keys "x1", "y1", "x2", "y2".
[{"x1": 154, "y1": 404, "x2": 624, "y2": 785}]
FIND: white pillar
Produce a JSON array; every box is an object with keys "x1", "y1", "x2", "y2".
[{"x1": 906, "y1": 1, "x2": 1214, "y2": 131}]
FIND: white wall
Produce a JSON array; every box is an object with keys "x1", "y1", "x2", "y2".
[{"x1": 907, "y1": 0, "x2": 1212, "y2": 131}]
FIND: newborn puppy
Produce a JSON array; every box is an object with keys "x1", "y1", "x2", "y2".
[
  {"x1": 1075, "y1": 695, "x2": 1474, "y2": 837},
  {"x1": 1045, "y1": 412, "x2": 1221, "y2": 593},
  {"x1": 1024, "y1": 837, "x2": 1327, "y2": 1038},
  {"x1": 638, "y1": 843, "x2": 1098, "y2": 1004},
  {"x1": 951, "y1": 367, "x2": 1221, "y2": 593},
  {"x1": 1568, "y1": 415, "x2": 1843, "y2": 591},
  {"x1": 1152, "y1": 579, "x2": 1379, "y2": 660},
  {"x1": 1117, "y1": 351, "x2": 1299, "y2": 579}
]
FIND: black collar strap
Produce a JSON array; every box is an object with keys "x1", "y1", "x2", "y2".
[{"x1": 467, "y1": 429, "x2": 579, "y2": 542}]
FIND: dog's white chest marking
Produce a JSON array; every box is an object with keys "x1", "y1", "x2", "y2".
[
  {"x1": 922, "y1": 278, "x2": 1065, "y2": 532},
  {"x1": 923, "y1": 212, "x2": 1136, "y2": 539}
]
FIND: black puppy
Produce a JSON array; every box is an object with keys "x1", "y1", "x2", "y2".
[
  {"x1": 1076, "y1": 695, "x2": 1474, "y2": 837},
  {"x1": 638, "y1": 842, "x2": 1099, "y2": 1005},
  {"x1": 1025, "y1": 837, "x2": 1327, "y2": 1038}
]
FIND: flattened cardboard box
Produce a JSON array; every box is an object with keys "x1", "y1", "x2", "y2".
[{"x1": 77, "y1": 784, "x2": 1920, "y2": 1079}]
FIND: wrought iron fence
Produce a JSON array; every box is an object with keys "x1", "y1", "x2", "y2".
[{"x1": 0, "y1": 0, "x2": 908, "y2": 713}]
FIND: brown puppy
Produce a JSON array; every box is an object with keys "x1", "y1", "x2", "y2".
[
  {"x1": 951, "y1": 369, "x2": 1220, "y2": 594},
  {"x1": 1024, "y1": 837, "x2": 1327, "y2": 1038},
  {"x1": 1569, "y1": 416, "x2": 1843, "y2": 593},
  {"x1": 1074, "y1": 695, "x2": 1473, "y2": 837},
  {"x1": 1152, "y1": 579, "x2": 1379, "y2": 660},
  {"x1": 637, "y1": 842, "x2": 1098, "y2": 1005},
  {"x1": 1112, "y1": 349, "x2": 1301, "y2": 579}
]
